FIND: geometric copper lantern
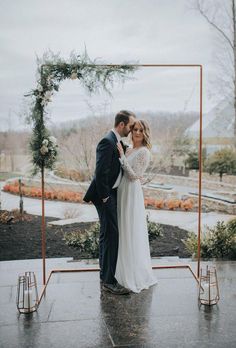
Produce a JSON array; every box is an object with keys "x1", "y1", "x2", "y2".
[
  {"x1": 198, "y1": 266, "x2": 220, "y2": 306},
  {"x1": 16, "y1": 271, "x2": 39, "y2": 314}
]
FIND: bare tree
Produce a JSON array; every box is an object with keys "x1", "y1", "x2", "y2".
[
  {"x1": 191, "y1": 0, "x2": 236, "y2": 143},
  {"x1": 58, "y1": 115, "x2": 112, "y2": 180},
  {"x1": 151, "y1": 126, "x2": 191, "y2": 174}
]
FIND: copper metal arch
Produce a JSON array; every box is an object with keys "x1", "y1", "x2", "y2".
[{"x1": 39, "y1": 64, "x2": 203, "y2": 298}]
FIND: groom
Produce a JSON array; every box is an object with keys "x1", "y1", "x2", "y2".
[{"x1": 83, "y1": 110, "x2": 136, "y2": 294}]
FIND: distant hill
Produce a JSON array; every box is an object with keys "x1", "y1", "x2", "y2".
[
  {"x1": 140, "y1": 111, "x2": 199, "y2": 139},
  {"x1": 53, "y1": 110, "x2": 199, "y2": 140}
]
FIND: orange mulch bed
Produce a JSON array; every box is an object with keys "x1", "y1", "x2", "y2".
[
  {"x1": 3, "y1": 181, "x2": 195, "y2": 211},
  {"x1": 3, "y1": 181, "x2": 84, "y2": 203}
]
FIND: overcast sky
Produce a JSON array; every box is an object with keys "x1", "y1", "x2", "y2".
[{"x1": 0, "y1": 0, "x2": 224, "y2": 131}]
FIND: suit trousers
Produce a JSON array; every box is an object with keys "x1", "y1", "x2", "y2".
[{"x1": 95, "y1": 189, "x2": 118, "y2": 285}]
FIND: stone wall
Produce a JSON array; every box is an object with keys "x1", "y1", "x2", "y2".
[
  {"x1": 152, "y1": 173, "x2": 235, "y2": 193},
  {"x1": 189, "y1": 170, "x2": 236, "y2": 186},
  {"x1": 19, "y1": 177, "x2": 88, "y2": 194}
]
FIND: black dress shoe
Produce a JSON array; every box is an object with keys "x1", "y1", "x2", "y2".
[
  {"x1": 116, "y1": 282, "x2": 131, "y2": 292},
  {"x1": 102, "y1": 283, "x2": 131, "y2": 295}
]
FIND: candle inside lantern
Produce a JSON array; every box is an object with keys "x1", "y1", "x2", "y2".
[
  {"x1": 24, "y1": 289, "x2": 33, "y2": 309},
  {"x1": 202, "y1": 283, "x2": 210, "y2": 302},
  {"x1": 201, "y1": 282, "x2": 217, "y2": 304}
]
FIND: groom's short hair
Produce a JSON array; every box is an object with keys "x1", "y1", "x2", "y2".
[{"x1": 114, "y1": 110, "x2": 136, "y2": 127}]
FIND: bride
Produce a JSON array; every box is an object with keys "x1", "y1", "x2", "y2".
[{"x1": 115, "y1": 119, "x2": 157, "y2": 293}]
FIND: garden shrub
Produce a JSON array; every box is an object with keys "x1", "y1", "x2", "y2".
[
  {"x1": 183, "y1": 219, "x2": 236, "y2": 260},
  {"x1": 63, "y1": 222, "x2": 100, "y2": 258},
  {"x1": 64, "y1": 217, "x2": 163, "y2": 257},
  {"x1": 146, "y1": 214, "x2": 163, "y2": 241}
]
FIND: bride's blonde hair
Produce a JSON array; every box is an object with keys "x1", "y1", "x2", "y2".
[{"x1": 131, "y1": 119, "x2": 152, "y2": 149}]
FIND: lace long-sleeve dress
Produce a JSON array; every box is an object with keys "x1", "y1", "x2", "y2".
[{"x1": 115, "y1": 146, "x2": 157, "y2": 293}]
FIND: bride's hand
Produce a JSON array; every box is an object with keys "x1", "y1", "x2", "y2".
[{"x1": 117, "y1": 142, "x2": 124, "y2": 157}]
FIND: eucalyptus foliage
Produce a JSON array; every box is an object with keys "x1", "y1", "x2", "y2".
[{"x1": 27, "y1": 50, "x2": 137, "y2": 174}]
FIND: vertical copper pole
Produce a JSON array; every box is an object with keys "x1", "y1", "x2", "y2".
[
  {"x1": 197, "y1": 65, "x2": 203, "y2": 278},
  {"x1": 19, "y1": 178, "x2": 23, "y2": 217},
  {"x1": 41, "y1": 164, "x2": 46, "y2": 285},
  {"x1": 40, "y1": 64, "x2": 46, "y2": 286}
]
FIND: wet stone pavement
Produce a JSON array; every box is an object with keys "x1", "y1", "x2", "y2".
[{"x1": 0, "y1": 258, "x2": 236, "y2": 348}]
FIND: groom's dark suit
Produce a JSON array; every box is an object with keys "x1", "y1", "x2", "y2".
[{"x1": 83, "y1": 131, "x2": 127, "y2": 284}]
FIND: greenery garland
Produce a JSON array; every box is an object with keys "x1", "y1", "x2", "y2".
[{"x1": 27, "y1": 50, "x2": 137, "y2": 174}]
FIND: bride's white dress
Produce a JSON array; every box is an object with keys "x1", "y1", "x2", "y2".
[{"x1": 115, "y1": 146, "x2": 157, "y2": 293}]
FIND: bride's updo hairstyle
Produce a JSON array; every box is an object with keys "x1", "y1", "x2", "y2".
[{"x1": 131, "y1": 119, "x2": 152, "y2": 149}]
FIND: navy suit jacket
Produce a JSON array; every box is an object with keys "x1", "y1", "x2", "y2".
[{"x1": 83, "y1": 131, "x2": 126, "y2": 205}]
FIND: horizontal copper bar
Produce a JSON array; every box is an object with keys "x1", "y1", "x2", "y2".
[{"x1": 38, "y1": 264, "x2": 199, "y2": 305}]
